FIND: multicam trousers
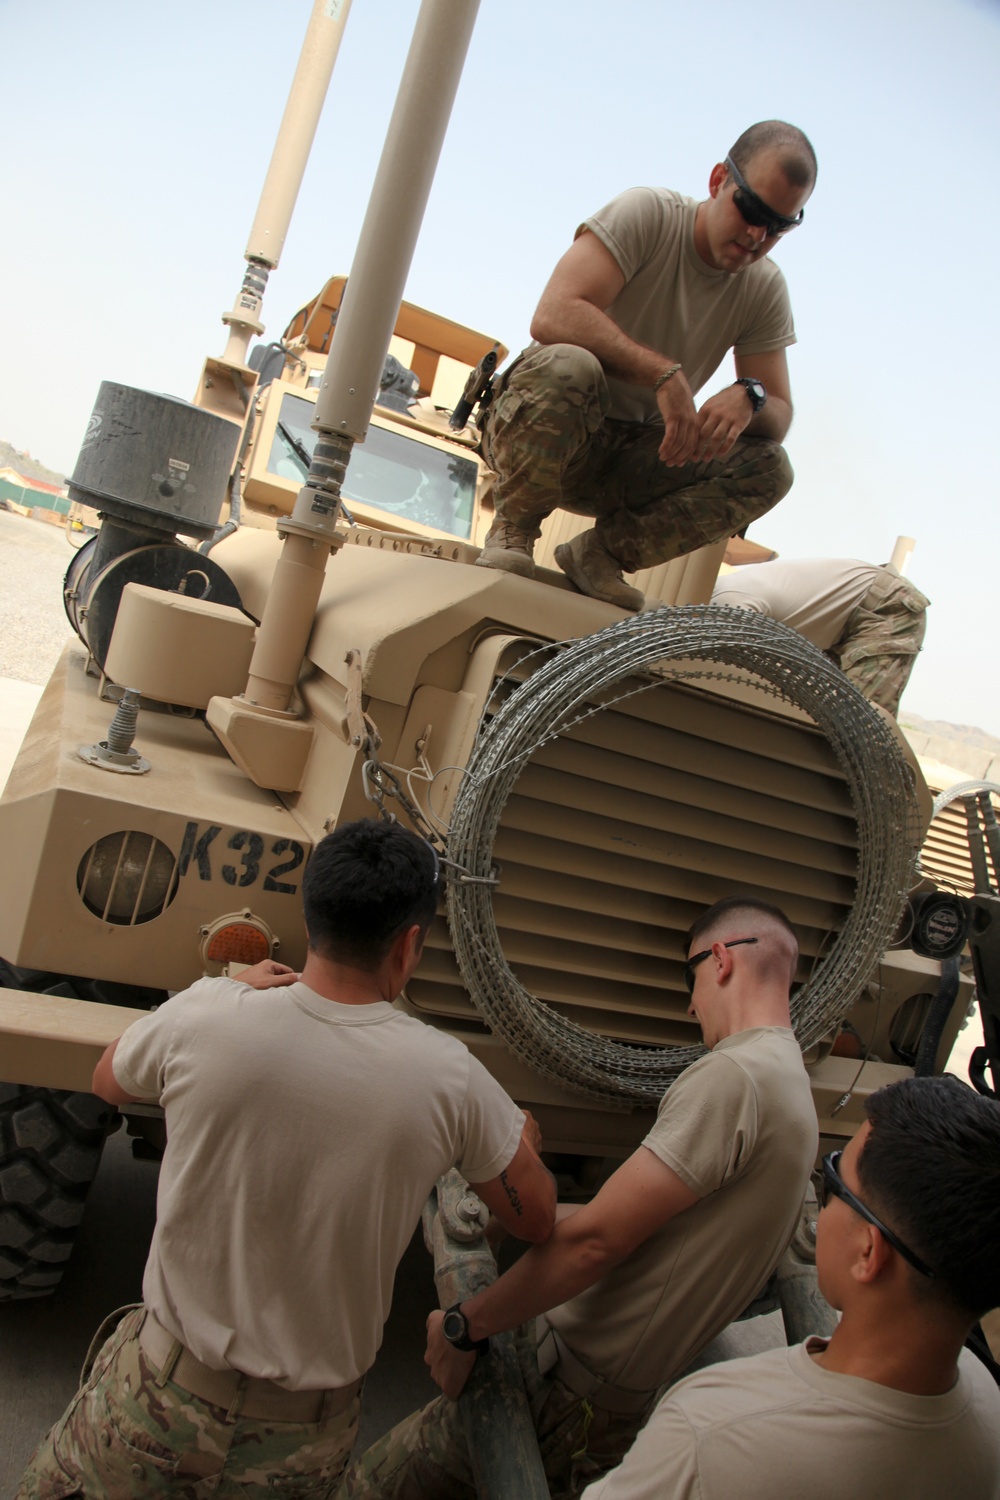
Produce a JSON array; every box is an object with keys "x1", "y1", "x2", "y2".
[
  {"x1": 829, "y1": 568, "x2": 930, "y2": 716},
  {"x1": 16, "y1": 1306, "x2": 361, "y2": 1499},
  {"x1": 478, "y1": 343, "x2": 794, "y2": 572},
  {"x1": 335, "y1": 1324, "x2": 651, "y2": 1500}
]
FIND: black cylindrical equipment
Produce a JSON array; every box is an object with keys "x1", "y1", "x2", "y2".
[{"x1": 69, "y1": 383, "x2": 239, "y2": 541}]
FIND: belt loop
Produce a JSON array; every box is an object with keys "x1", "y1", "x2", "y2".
[
  {"x1": 321, "y1": 1387, "x2": 335, "y2": 1423},
  {"x1": 227, "y1": 1373, "x2": 248, "y2": 1422},
  {"x1": 154, "y1": 1337, "x2": 184, "y2": 1390}
]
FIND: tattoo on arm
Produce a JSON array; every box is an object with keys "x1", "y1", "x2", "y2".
[{"x1": 500, "y1": 1169, "x2": 523, "y2": 1217}]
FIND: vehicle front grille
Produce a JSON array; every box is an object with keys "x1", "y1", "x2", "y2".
[{"x1": 409, "y1": 673, "x2": 858, "y2": 1050}]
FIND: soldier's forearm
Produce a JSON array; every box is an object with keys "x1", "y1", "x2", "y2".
[
  {"x1": 461, "y1": 1221, "x2": 621, "y2": 1342},
  {"x1": 530, "y1": 296, "x2": 680, "y2": 390},
  {"x1": 745, "y1": 394, "x2": 792, "y2": 443}
]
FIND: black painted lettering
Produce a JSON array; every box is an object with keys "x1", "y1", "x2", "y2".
[
  {"x1": 263, "y1": 839, "x2": 305, "y2": 896},
  {"x1": 221, "y1": 830, "x2": 264, "y2": 889},
  {"x1": 177, "y1": 822, "x2": 221, "y2": 882}
]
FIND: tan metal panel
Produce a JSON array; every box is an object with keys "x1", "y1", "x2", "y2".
[{"x1": 0, "y1": 989, "x2": 145, "y2": 1092}]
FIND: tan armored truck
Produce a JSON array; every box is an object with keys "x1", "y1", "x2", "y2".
[{"x1": 1, "y1": 0, "x2": 996, "y2": 1307}]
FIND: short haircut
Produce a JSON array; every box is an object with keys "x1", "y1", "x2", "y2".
[
  {"x1": 859, "y1": 1076, "x2": 1000, "y2": 1319},
  {"x1": 685, "y1": 894, "x2": 798, "y2": 956},
  {"x1": 302, "y1": 819, "x2": 438, "y2": 971},
  {"x1": 728, "y1": 120, "x2": 818, "y2": 191}
]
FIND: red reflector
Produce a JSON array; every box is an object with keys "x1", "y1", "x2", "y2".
[{"x1": 205, "y1": 924, "x2": 270, "y2": 965}]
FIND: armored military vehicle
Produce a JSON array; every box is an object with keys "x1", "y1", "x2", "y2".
[{"x1": 1, "y1": 0, "x2": 995, "y2": 1307}]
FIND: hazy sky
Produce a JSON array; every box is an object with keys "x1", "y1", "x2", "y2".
[{"x1": 3, "y1": 0, "x2": 998, "y2": 732}]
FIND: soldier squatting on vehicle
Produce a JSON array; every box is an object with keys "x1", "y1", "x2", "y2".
[{"x1": 474, "y1": 121, "x2": 816, "y2": 611}]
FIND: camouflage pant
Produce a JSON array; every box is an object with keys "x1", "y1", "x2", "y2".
[
  {"x1": 829, "y1": 569, "x2": 930, "y2": 716},
  {"x1": 16, "y1": 1306, "x2": 361, "y2": 1499},
  {"x1": 335, "y1": 1324, "x2": 650, "y2": 1500},
  {"x1": 479, "y1": 343, "x2": 794, "y2": 572}
]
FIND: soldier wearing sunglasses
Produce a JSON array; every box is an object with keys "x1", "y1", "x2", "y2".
[
  {"x1": 340, "y1": 896, "x2": 818, "y2": 1499},
  {"x1": 475, "y1": 120, "x2": 815, "y2": 611},
  {"x1": 581, "y1": 1075, "x2": 1000, "y2": 1500}
]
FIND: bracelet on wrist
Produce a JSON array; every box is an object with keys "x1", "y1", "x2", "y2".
[{"x1": 653, "y1": 363, "x2": 682, "y2": 392}]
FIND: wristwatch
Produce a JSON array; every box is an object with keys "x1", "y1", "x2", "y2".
[
  {"x1": 734, "y1": 377, "x2": 767, "y2": 413},
  {"x1": 442, "y1": 1303, "x2": 490, "y2": 1356}
]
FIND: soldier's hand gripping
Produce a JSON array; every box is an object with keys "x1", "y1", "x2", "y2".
[
  {"x1": 237, "y1": 959, "x2": 301, "y2": 989},
  {"x1": 425, "y1": 1310, "x2": 478, "y2": 1401},
  {"x1": 694, "y1": 385, "x2": 752, "y2": 462},
  {"x1": 656, "y1": 370, "x2": 700, "y2": 466}
]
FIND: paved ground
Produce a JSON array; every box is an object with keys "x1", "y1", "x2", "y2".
[{"x1": 0, "y1": 508, "x2": 76, "y2": 684}]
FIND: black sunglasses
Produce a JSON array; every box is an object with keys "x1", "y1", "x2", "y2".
[
  {"x1": 724, "y1": 156, "x2": 804, "y2": 238},
  {"x1": 819, "y1": 1151, "x2": 935, "y2": 1279},
  {"x1": 683, "y1": 937, "x2": 758, "y2": 994}
]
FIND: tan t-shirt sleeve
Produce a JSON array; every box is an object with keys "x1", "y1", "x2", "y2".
[
  {"x1": 641, "y1": 1052, "x2": 759, "y2": 1197},
  {"x1": 112, "y1": 991, "x2": 193, "y2": 1102},
  {"x1": 579, "y1": 187, "x2": 669, "y2": 280},
  {"x1": 455, "y1": 1054, "x2": 525, "y2": 1184},
  {"x1": 732, "y1": 265, "x2": 795, "y2": 356}
]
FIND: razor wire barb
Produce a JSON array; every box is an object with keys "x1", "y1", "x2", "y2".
[{"x1": 446, "y1": 605, "x2": 924, "y2": 1108}]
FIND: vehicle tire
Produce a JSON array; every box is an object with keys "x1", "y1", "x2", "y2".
[
  {"x1": 0, "y1": 958, "x2": 162, "y2": 1301},
  {"x1": 0, "y1": 1083, "x2": 114, "y2": 1300}
]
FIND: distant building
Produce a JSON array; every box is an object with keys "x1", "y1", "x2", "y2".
[{"x1": 0, "y1": 466, "x2": 70, "y2": 516}]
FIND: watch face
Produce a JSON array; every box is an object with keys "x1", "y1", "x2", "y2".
[{"x1": 443, "y1": 1310, "x2": 466, "y2": 1343}]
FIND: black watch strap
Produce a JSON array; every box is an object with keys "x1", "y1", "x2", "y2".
[{"x1": 442, "y1": 1303, "x2": 490, "y2": 1356}]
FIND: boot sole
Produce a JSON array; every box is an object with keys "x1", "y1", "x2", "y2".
[{"x1": 475, "y1": 549, "x2": 536, "y2": 579}]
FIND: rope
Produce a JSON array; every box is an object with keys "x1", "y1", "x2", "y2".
[{"x1": 445, "y1": 606, "x2": 923, "y2": 1108}]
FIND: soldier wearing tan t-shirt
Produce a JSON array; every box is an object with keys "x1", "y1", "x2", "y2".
[
  {"x1": 583, "y1": 1075, "x2": 1000, "y2": 1500},
  {"x1": 338, "y1": 896, "x2": 818, "y2": 1499},
  {"x1": 16, "y1": 821, "x2": 556, "y2": 1500},
  {"x1": 711, "y1": 556, "x2": 930, "y2": 716},
  {"x1": 474, "y1": 120, "x2": 816, "y2": 610}
]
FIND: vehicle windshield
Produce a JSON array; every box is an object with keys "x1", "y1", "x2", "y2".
[{"x1": 267, "y1": 392, "x2": 477, "y2": 539}]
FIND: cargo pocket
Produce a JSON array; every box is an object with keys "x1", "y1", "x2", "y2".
[{"x1": 87, "y1": 1386, "x2": 181, "y2": 1497}]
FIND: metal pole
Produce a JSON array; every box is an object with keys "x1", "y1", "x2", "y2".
[
  {"x1": 240, "y1": 0, "x2": 480, "y2": 715},
  {"x1": 888, "y1": 535, "x2": 915, "y2": 576},
  {"x1": 423, "y1": 1171, "x2": 550, "y2": 1500},
  {"x1": 221, "y1": 0, "x2": 354, "y2": 365}
]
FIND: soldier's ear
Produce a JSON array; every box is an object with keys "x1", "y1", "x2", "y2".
[{"x1": 708, "y1": 162, "x2": 729, "y2": 200}]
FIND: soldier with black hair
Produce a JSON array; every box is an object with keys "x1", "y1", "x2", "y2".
[
  {"x1": 475, "y1": 121, "x2": 816, "y2": 610},
  {"x1": 582, "y1": 1075, "x2": 1000, "y2": 1498},
  {"x1": 17, "y1": 819, "x2": 555, "y2": 1499}
]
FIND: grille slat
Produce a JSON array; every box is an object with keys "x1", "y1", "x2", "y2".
[
  {"x1": 513, "y1": 761, "x2": 859, "y2": 875},
  {"x1": 529, "y1": 734, "x2": 856, "y2": 847}
]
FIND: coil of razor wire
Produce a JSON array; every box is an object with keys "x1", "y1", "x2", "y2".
[{"x1": 446, "y1": 605, "x2": 923, "y2": 1108}]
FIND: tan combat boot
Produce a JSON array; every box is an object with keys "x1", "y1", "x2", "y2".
[
  {"x1": 475, "y1": 519, "x2": 539, "y2": 578},
  {"x1": 554, "y1": 530, "x2": 645, "y2": 611}
]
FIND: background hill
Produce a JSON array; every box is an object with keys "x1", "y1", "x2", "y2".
[{"x1": 0, "y1": 439, "x2": 65, "y2": 488}]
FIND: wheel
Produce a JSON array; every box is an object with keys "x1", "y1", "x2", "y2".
[
  {"x1": 0, "y1": 958, "x2": 164, "y2": 1300},
  {"x1": 0, "y1": 1084, "x2": 113, "y2": 1300}
]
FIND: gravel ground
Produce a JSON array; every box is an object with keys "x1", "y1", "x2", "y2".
[{"x1": 0, "y1": 509, "x2": 77, "y2": 683}]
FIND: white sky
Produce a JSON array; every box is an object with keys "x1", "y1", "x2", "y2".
[{"x1": 3, "y1": 0, "x2": 999, "y2": 732}]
